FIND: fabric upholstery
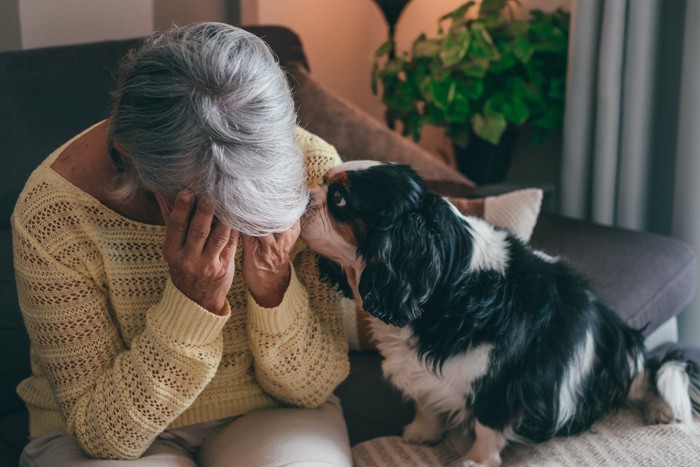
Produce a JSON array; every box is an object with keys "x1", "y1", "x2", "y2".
[
  {"x1": 0, "y1": 39, "x2": 137, "y2": 228},
  {"x1": 351, "y1": 410, "x2": 700, "y2": 466},
  {"x1": 0, "y1": 228, "x2": 29, "y2": 418},
  {"x1": 530, "y1": 214, "x2": 697, "y2": 334}
]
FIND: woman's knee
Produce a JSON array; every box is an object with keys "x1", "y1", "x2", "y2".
[
  {"x1": 20, "y1": 430, "x2": 198, "y2": 467},
  {"x1": 197, "y1": 396, "x2": 351, "y2": 467}
]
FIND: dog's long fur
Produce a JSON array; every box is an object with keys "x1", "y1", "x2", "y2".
[{"x1": 301, "y1": 162, "x2": 700, "y2": 466}]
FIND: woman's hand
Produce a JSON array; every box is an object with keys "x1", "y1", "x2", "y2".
[
  {"x1": 157, "y1": 190, "x2": 238, "y2": 315},
  {"x1": 241, "y1": 221, "x2": 301, "y2": 308}
]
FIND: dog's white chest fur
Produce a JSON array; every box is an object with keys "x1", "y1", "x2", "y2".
[{"x1": 370, "y1": 318, "x2": 493, "y2": 426}]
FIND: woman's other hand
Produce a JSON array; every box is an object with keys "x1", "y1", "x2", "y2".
[
  {"x1": 157, "y1": 190, "x2": 238, "y2": 315},
  {"x1": 241, "y1": 221, "x2": 301, "y2": 308}
]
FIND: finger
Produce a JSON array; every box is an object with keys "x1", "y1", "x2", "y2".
[
  {"x1": 204, "y1": 219, "x2": 233, "y2": 259},
  {"x1": 274, "y1": 221, "x2": 301, "y2": 248},
  {"x1": 183, "y1": 196, "x2": 215, "y2": 255},
  {"x1": 154, "y1": 192, "x2": 171, "y2": 226},
  {"x1": 240, "y1": 234, "x2": 258, "y2": 256},
  {"x1": 255, "y1": 234, "x2": 276, "y2": 249},
  {"x1": 220, "y1": 230, "x2": 240, "y2": 265},
  {"x1": 164, "y1": 190, "x2": 195, "y2": 252}
]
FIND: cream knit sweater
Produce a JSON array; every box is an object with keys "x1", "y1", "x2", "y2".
[{"x1": 11, "y1": 125, "x2": 350, "y2": 460}]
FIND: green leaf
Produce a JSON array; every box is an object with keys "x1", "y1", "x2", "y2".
[
  {"x1": 513, "y1": 36, "x2": 534, "y2": 63},
  {"x1": 485, "y1": 86, "x2": 530, "y2": 126},
  {"x1": 507, "y1": 21, "x2": 530, "y2": 37},
  {"x1": 371, "y1": 62, "x2": 379, "y2": 95},
  {"x1": 533, "y1": 107, "x2": 563, "y2": 131},
  {"x1": 471, "y1": 112, "x2": 507, "y2": 144},
  {"x1": 425, "y1": 105, "x2": 447, "y2": 125},
  {"x1": 449, "y1": 127, "x2": 471, "y2": 149},
  {"x1": 457, "y1": 58, "x2": 489, "y2": 77},
  {"x1": 512, "y1": 76, "x2": 537, "y2": 102},
  {"x1": 469, "y1": 23, "x2": 500, "y2": 60},
  {"x1": 449, "y1": 92, "x2": 470, "y2": 122},
  {"x1": 458, "y1": 79, "x2": 484, "y2": 99},
  {"x1": 413, "y1": 38, "x2": 441, "y2": 58},
  {"x1": 478, "y1": 0, "x2": 508, "y2": 18},
  {"x1": 374, "y1": 39, "x2": 393, "y2": 58},
  {"x1": 408, "y1": 114, "x2": 425, "y2": 142},
  {"x1": 429, "y1": 80, "x2": 452, "y2": 110},
  {"x1": 439, "y1": 1, "x2": 476, "y2": 24},
  {"x1": 489, "y1": 50, "x2": 516, "y2": 73},
  {"x1": 506, "y1": 94, "x2": 530, "y2": 125},
  {"x1": 440, "y1": 30, "x2": 471, "y2": 66},
  {"x1": 548, "y1": 75, "x2": 566, "y2": 99}
]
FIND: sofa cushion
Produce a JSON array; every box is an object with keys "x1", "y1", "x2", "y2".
[
  {"x1": 0, "y1": 409, "x2": 29, "y2": 467},
  {"x1": 287, "y1": 62, "x2": 477, "y2": 198},
  {"x1": 0, "y1": 228, "x2": 30, "y2": 418},
  {"x1": 456, "y1": 188, "x2": 543, "y2": 242},
  {"x1": 530, "y1": 214, "x2": 697, "y2": 334},
  {"x1": 337, "y1": 352, "x2": 414, "y2": 446},
  {"x1": 350, "y1": 407, "x2": 700, "y2": 466}
]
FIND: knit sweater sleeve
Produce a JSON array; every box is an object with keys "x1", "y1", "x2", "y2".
[
  {"x1": 12, "y1": 207, "x2": 230, "y2": 460},
  {"x1": 246, "y1": 129, "x2": 349, "y2": 408}
]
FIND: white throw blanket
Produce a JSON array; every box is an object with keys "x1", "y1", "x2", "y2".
[{"x1": 352, "y1": 409, "x2": 700, "y2": 466}]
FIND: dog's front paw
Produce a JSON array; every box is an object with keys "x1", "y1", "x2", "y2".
[
  {"x1": 402, "y1": 418, "x2": 444, "y2": 445},
  {"x1": 643, "y1": 398, "x2": 675, "y2": 425}
]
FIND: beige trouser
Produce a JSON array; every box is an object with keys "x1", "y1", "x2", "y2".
[{"x1": 20, "y1": 396, "x2": 352, "y2": 467}]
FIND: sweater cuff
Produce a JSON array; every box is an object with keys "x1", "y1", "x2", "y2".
[
  {"x1": 148, "y1": 279, "x2": 231, "y2": 345},
  {"x1": 247, "y1": 266, "x2": 308, "y2": 333}
]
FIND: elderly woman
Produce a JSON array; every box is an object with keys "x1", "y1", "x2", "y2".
[{"x1": 13, "y1": 23, "x2": 351, "y2": 465}]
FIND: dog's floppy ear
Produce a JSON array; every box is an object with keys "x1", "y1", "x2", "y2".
[
  {"x1": 358, "y1": 204, "x2": 443, "y2": 327},
  {"x1": 318, "y1": 256, "x2": 354, "y2": 299}
]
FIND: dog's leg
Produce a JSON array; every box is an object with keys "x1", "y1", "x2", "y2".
[
  {"x1": 403, "y1": 401, "x2": 444, "y2": 445},
  {"x1": 453, "y1": 420, "x2": 505, "y2": 467},
  {"x1": 628, "y1": 371, "x2": 675, "y2": 424}
]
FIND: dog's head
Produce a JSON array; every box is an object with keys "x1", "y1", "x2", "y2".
[{"x1": 301, "y1": 161, "x2": 467, "y2": 327}]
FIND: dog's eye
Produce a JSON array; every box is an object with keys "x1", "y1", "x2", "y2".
[{"x1": 331, "y1": 190, "x2": 347, "y2": 207}]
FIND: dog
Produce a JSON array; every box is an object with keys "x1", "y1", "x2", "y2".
[{"x1": 300, "y1": 161, "x2": 700, "y2": 467}]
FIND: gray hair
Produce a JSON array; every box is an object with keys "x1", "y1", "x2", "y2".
[{"x1": 109, "y1": 22, "x2": 308, "y2": 236}]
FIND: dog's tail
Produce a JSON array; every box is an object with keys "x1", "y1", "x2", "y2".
[{"x1": 647, "y1": 349, "x2": 700, "y2": 423}]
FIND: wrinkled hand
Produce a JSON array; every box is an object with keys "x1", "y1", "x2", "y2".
[
  {"x1": 156, "y1": 190, "x2": 238, "y2": 315},
  {"x1": 241, "y1": 221, "x2": 301, "y2": 308}
]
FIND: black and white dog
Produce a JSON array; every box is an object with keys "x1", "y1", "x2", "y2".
[{"x1": 301, "y1": 161, "x2": 700, "y2": 467}]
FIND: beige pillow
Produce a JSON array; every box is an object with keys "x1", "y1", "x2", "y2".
[
  {"x1": 286, "y1": 61, "x2": 477, "y2": 198},
  {"x1": 450, "y1": 188, "x2": 543, "y2": 242},
  {"x1": 345, "y1": 189, "x2": 543, "y2": 351}
]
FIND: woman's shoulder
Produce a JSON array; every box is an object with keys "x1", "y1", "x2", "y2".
[
  {"x1": 13, "y1": 123, "x2": 106, "y2": 226},
  {"x1": 13, "y1": 156, "x2": 78, "y2": 222},
  {"x1": 294, "y1": 127, "x2": 342, "y2": 188},
  {"x1": 12, "y1": 163, "x2": 96, "y2": 247}
]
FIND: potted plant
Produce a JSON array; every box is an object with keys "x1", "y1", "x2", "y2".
[{"x1": 371, "y1": 0, "x2": 570, "y2": 183}]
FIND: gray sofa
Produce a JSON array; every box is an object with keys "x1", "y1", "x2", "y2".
[{"x1": 0, "y1": 25, "x2": 697, "y2": 466}]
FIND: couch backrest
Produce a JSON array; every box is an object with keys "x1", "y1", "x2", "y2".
[
  {"x1": 0, "y1": 39, "x2": 139, "y2": 228},
  {"x1": 0, "y1": 25, "x2": 308, "y2": 416},
  {"x1": 0, "y1": 37, "x2": 138, "y2": 416}
]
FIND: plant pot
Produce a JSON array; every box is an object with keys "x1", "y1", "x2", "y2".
[{"x1": 454, "y1": 125, "x2": 518, "y2": 185}]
